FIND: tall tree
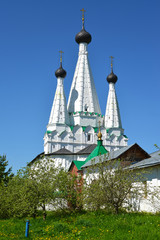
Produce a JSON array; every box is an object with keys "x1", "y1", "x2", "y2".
[
  {"x1": 56, "y1": 170, "x2": 83, "y2": 211},
  {"x1": 0, "y1": 155, "x2": 13, "y2": 186},
  {"x1": 0, "y1": 157, "x2": 60, "y2": 219}
]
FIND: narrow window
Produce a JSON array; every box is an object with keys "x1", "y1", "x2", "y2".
[
  {"x1": 87, "y1": 134, "x2": 91, "y2": 141},
  {"x1": 84, "y1": 104, "x2": 88, "y2": 111}
]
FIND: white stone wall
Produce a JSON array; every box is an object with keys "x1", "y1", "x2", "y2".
[
  {"x1": 83, "y1": 163, "x2": 160, "y2": 213},
  {"x1": 131, "y1": 166, "x2": 160, "y2": 213},
  {"x1": 44, "y1": 125, "x2": 128, "y2": 154}
]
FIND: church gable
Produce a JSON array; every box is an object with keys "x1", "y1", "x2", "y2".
[
  {"x1": 51, "y1": 130, "x2": 58, "y2": 140},
  {"x1": 72, "y1": 125, "x2": 83, "y2": 134},
  {"x1": 118, "y1": 143, "x2": 150, "y2": 166},
  {"x1": 84, "y1": 125, "x2": 94, "y2": 133},
  {"x1": 109, "y1": 134, "x2": 116, "y2": 143},
  {"x1": 65, "y1": 125, "x2": 72, "y2": 133},
  {"x1": 59, "y1": 130, "x2": 70, "y2": 141}
]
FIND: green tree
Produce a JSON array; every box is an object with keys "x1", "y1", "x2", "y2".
[
  {"x1": 29, "y1": 158, "x2": 59, "y2": 220},
  {"x1": 0, "y1": 155, "x2": 14, "y2": 218},
  {"x1": 84, "y1": 158, "x2": 145, "y2": 214},
  {"x1": 0, "y1": 157, "x2": 61, "y2": 219},
  {"x1": 56, "y1": 170, "x2": 83, "y2": 211},
  {"x1": 0, "y1": 155, "x2": 13, "y2": 186},
  {"x1": 5, "y1": 167, "x2": 39, "y2": 218}
]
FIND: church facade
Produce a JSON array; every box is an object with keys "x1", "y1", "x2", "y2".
[
  {"x1": 30, "y1": 12, "x2": 160, "y2": 213},
  {"x1": 43, "y1": 14, "x2": 128, "y2": 165}
]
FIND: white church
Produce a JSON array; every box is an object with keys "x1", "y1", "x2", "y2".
[
  {"x1": 32, "y1": 12, "x2": 128, "y2": 169},
  {"x1": 31, "y1": 10, "x2": 129, "y2": 170},
  {"x1": 30, "y1": 11, "x2": 160, "y2": 213},
  {"x1": 30, "y1": 9, "x2": 160, "y2": 213}
]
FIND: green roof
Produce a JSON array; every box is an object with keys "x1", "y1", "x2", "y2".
[
  {"x1": 84, "y1": 140, "x2": 108, "y2": 163},
  {"x1": 93, "y1": 127, "x2": 98, "y2": 133},
  {"x1": 73, "y1": 161, "x2": 85, "y2": 170},
  {"x1": 82, "y1": 126, "x2": 86, "y2": 131},
  {"x1": 70, "y1": 126, "x2": 74, "y2": 131},
  {"x1": 123, "y1": 135, "x2": 128, "y2": 138},
  {"x1": 47, "y1": 130, "x2": 52, "y2": 134},
  {"x1": 72, "y1": 140, "x2": 108, "y2": 171}
]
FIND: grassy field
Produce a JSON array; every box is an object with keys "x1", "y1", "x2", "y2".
[{"x1": 0, "y1": 211, "x2": 160, "y2": 240}]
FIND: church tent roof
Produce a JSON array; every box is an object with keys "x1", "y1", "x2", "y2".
[
  {"x1": 70, "y1": 140, "x2": 108, "y2": 171},
  {"x1": 84, "y1": 140, "x2": 108, "y2": 163}
]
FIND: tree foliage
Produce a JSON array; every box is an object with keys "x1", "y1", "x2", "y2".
[
  {"x1": 0, "y1": 157, "x2": 60, "y2": 219},
  {"x1": 0, "y1": 154, "x2": 148, "y2": 219},
  {"x1": 0, "y1": 155, "x2": 13, "y2": 186},
  {"x1": 56, "y1": 170, "x2": 83, "y2": 211},
  {"x1": 84, "y1": 158, "x2": 145, "y2": 213},
  {"x1": 0, "y1": 157, "x2": 83, "y2": 219}
]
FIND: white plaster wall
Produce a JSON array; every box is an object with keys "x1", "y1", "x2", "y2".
[
  {"x1": 133, "y1": 166, "x2": 160, "y2": 213},
  {"x1": 44, "y1": 124, "x2": 128, "y2": 154},
  {"x1": 83, "y1": 164, "x2": 160, "y2": 213}
]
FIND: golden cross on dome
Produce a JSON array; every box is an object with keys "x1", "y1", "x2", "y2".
[
  {"x1": 80, "y1": 8, "x2": 86, "y2": 24},
  {"x1": 109, "y1": 56, "x2": 114, "y2": 70},
  {"x1": 59, "y1": 50, "x2": 64, "y2": 63}
]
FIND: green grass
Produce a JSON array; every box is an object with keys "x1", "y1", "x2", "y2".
[{"x1": 1, "y1": 211, "x2": 160, "y2": 239}]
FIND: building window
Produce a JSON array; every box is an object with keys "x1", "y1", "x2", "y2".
[
  {"x1": 84, "y1": 104, "x2": 88, "y2": 111},
  {"x1": 87, "y1": 134, "x2": 91, "y2": 141}
]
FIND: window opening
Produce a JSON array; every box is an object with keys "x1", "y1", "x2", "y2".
[{"x1": 88, "y1": 134, "x2": 91, "y2": 141}]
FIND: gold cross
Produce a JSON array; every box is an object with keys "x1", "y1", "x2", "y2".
[
  {"x1": 98, "y1": 120, "x2": 101, "y2": 128},
  {"x1": 109, "y1": 56, "x2": 114, "y2": 68},
  {"x1": 80, "y1": 8, "x2": 86, "y2": 22},
  {"x1": 59, "y1": 50, "x2": 64, "y2": 63}
]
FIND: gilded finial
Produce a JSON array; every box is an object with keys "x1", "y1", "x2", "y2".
[
  {"x1": 59, "y1": 50, "x2": 64, "y2": 64},
  {"x1": 109, "y1": 56, "x2": 114, "y2": 72},
  {"x1": 80, "y1": 8, "x2": 86, "y2": 27},
  {"x1": 97, "y1": 121, "x2": 102, "y2": 140}
]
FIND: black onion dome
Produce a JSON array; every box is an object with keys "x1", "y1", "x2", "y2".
[
  {"x1": 75, "y1": 26, "x2": 92, "y2": 44},
  {"x1": 55, "y1": 63, "x2": 66, "y2": 78},
  {"x1": 107, "y1": 70, "x2": 118, "y2": 84}
]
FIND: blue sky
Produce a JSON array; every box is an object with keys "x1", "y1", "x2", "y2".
[{"x1": 0, "y1": 0, "x2": 160, "y2": 173}]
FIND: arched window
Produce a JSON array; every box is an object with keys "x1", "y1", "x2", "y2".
[{"x1": 87, "y1": 134, "x2": 91, "y2": 141}]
